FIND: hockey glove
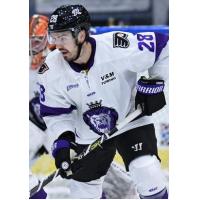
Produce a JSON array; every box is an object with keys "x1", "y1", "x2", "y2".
[
  {"x1": 135, "y1": 76, "x2": 166, "y2": 116},
  {"x1": 52, "y1": 131, "x2": 75, "y2": 179}
]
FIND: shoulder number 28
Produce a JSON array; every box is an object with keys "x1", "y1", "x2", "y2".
[{"x1": 137, "y1": 34, "x2": 155, "y2": 52}]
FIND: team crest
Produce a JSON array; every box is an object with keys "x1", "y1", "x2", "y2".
[
  {"x1": 72, "y1": 8, "x2": 81, "y2": 16},
  {"x1": 83, "y1": 100, "x2": 118, "y2": 135},
  {"x1": 113, "y1": 32, "x2": 130, "y2": 48},
  {"x1": 38, "y1": 63, "x2": 49, "y2": 74}
]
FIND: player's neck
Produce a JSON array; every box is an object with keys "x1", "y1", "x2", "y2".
[{"x1": 74, "y1": 41, "x2": 92, "y2": 66}]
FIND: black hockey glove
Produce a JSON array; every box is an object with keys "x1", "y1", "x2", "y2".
[
  {"x1": 51, "y1": 131, "x2": 75, "y2": 179},
  {"x1": 135, "y1": 76, "x2": 166, "y2": 116}
]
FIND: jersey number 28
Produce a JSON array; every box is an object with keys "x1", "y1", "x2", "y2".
[{"x1": 137, "y1": 34, "x2": 155, "y2": 52}]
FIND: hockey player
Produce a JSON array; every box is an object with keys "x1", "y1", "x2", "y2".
[
  {"x1": 29, "y1": 14, "x2": 116, "y2": 199},
  {"x1": 38, "y1": 4, "x2": 169, "y2": 199}
]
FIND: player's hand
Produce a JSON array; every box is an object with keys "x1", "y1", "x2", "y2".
[
  {"x1": 52, "y1": 138, "x2": 72, "y2": 179},
  {"x1": 135, "y1": 76, "x2": 166, "y2": 116}
]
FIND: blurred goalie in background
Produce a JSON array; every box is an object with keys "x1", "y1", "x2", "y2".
[
  {"x1": 29, "y1": 14, "x2": 55, "y2": 162},
  {"x1": 29, "y1": 14, "x2": 52, "y2": 199},
  {"x1": 29, "y1": 14, "x2": 56, "y2": 70}
]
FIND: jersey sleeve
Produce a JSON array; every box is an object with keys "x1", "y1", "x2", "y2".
[
  {"x1": 104, "y1": 31, "x2": 169, "y2": 79},
  {"x1": 128, "y1": 32, "x2": 169, "y2": 80},
  {"x1": 148, "y1": 33, "x2": 169, "y2": 81},
  {"x1": 37, "y1": 61, "x2": 77, "y2": 141}
]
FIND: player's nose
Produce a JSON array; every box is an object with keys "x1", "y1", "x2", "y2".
[{"x1": 56, "y1": 44, "x2": 65, "y2": 50}]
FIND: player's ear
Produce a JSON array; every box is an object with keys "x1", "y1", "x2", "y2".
[{"x1": 78, "y1": 30, "x2": 86, "y2": 43}]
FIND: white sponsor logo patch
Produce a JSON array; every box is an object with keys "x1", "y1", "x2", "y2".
[
  {"x1": 72, "y1": 8, "x2": 81, "y2": 16},
  {"x1": 136, "y1": 84, "x2": 164, "y2": 94},
  {"x1": 66, "y1": 83, "x2": 79, "y2": 91},
  {"x1": 131, "y1": 143, "x2": 143, "y2": 151}
]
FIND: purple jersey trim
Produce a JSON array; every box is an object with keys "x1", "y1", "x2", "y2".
[
  {"x1": 52, "y1": 139, "x2": 70, "y2": 158},
  {"x1": 136, "y1": 83, "x2": 164, "y2": 95},
  {"x1": 155, "y1": 32, "x2": 169, "y2": 63},
  {"x1": 140, "y1": 187, "x2": 168, "y2": 199},
  {"x1": 29, "y1": 188, "x2": 47, "y2": 199},
  {"x1": 68, "y1": 37, "x2": 96, "y2": 72},
  {"x1": 40, "y1": 103, "x2": 76, "y2": 117}
]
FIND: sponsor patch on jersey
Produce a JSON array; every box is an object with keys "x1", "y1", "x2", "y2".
[
  {"x1": 113, "y1": 32, "x2": 130, "y2": 48},
  {"x1": 87, "y1": 91, "x2": 96, "y2": 97},
  {"x1": 38, "y1": 63, "x2": 49, "y2": 74},
  {"x1": 101, "y1": 71, "x2": 116, "y2": 85},
  {"x1": 66, "y1": 83, "x2": 79, "y2": 91}
]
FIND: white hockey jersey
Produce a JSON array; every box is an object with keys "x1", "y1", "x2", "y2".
[{"x1": 38, "y1": 31, "x2": 168, "y2": 144}]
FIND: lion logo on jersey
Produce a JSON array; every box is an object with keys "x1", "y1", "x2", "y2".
[{"x1": 83, "y1": 100, "x2": 118, "y2": 135}]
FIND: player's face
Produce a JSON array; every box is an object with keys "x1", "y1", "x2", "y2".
[{"x1": 48, "y1": 31, "x2": 79, "y2": 61}]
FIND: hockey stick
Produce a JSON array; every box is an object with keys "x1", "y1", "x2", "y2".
[
  {"x1": 30, "y1": 169, "x2": 60, "y2": 197},
  {"x1": 73, "y1": 107, "x2": 142, "y2": 160},
  {"x1": 29, "y1": 107, "x2": 142, "y2": 197},
  {"x1": 29, "y1": 168, "x2": 73, "y2": 198}
]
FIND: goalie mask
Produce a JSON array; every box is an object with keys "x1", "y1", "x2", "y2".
[
  {"x1": 48, "y1": 4, "x2": 91, "y2": 44},
  {"x1": 29, "y1": 14, "x2": 48, "y2": 55},
  {"x1": 29, "y1": 14, "x2": 51, "y2": 69}
]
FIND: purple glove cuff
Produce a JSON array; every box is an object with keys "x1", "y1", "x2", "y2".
[
  {"x1": 136, "y1": 81, "x2": 164, "y2": 95},
  {"x1": 52, "y1": 139, "x2": 70, "y2": 158}
]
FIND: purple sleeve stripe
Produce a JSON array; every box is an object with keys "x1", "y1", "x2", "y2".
[
  {"x1": 155, "y1": 32, "x2": 169, "y2": 63},
  {"x1": 40, "y1": 103, "x2": 77, "y2": 117}
]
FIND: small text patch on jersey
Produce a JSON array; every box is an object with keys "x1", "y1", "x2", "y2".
[
  {"x1": 101, "y1": 72, "x2": 116, "y2": 85},
  {"x1": 113, "y1": 32, "x2": 130, "y2": 48},
  {"x1": 38, "y1": 63, "x2": 49, "y2": 74}
]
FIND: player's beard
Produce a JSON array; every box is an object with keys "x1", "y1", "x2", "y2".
[
  {"x1": 60, "y1": 38, "x2": 84, "y2": 62},
  {"x1": 62, "y1": 51, "x2": 77, "y2": 62},
  {"x1": 61, "y1": 46, "x2": 79, "y2": 62},
  {"x1": 73, "y1": 39, "x2": 84, "y2": 61}
]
